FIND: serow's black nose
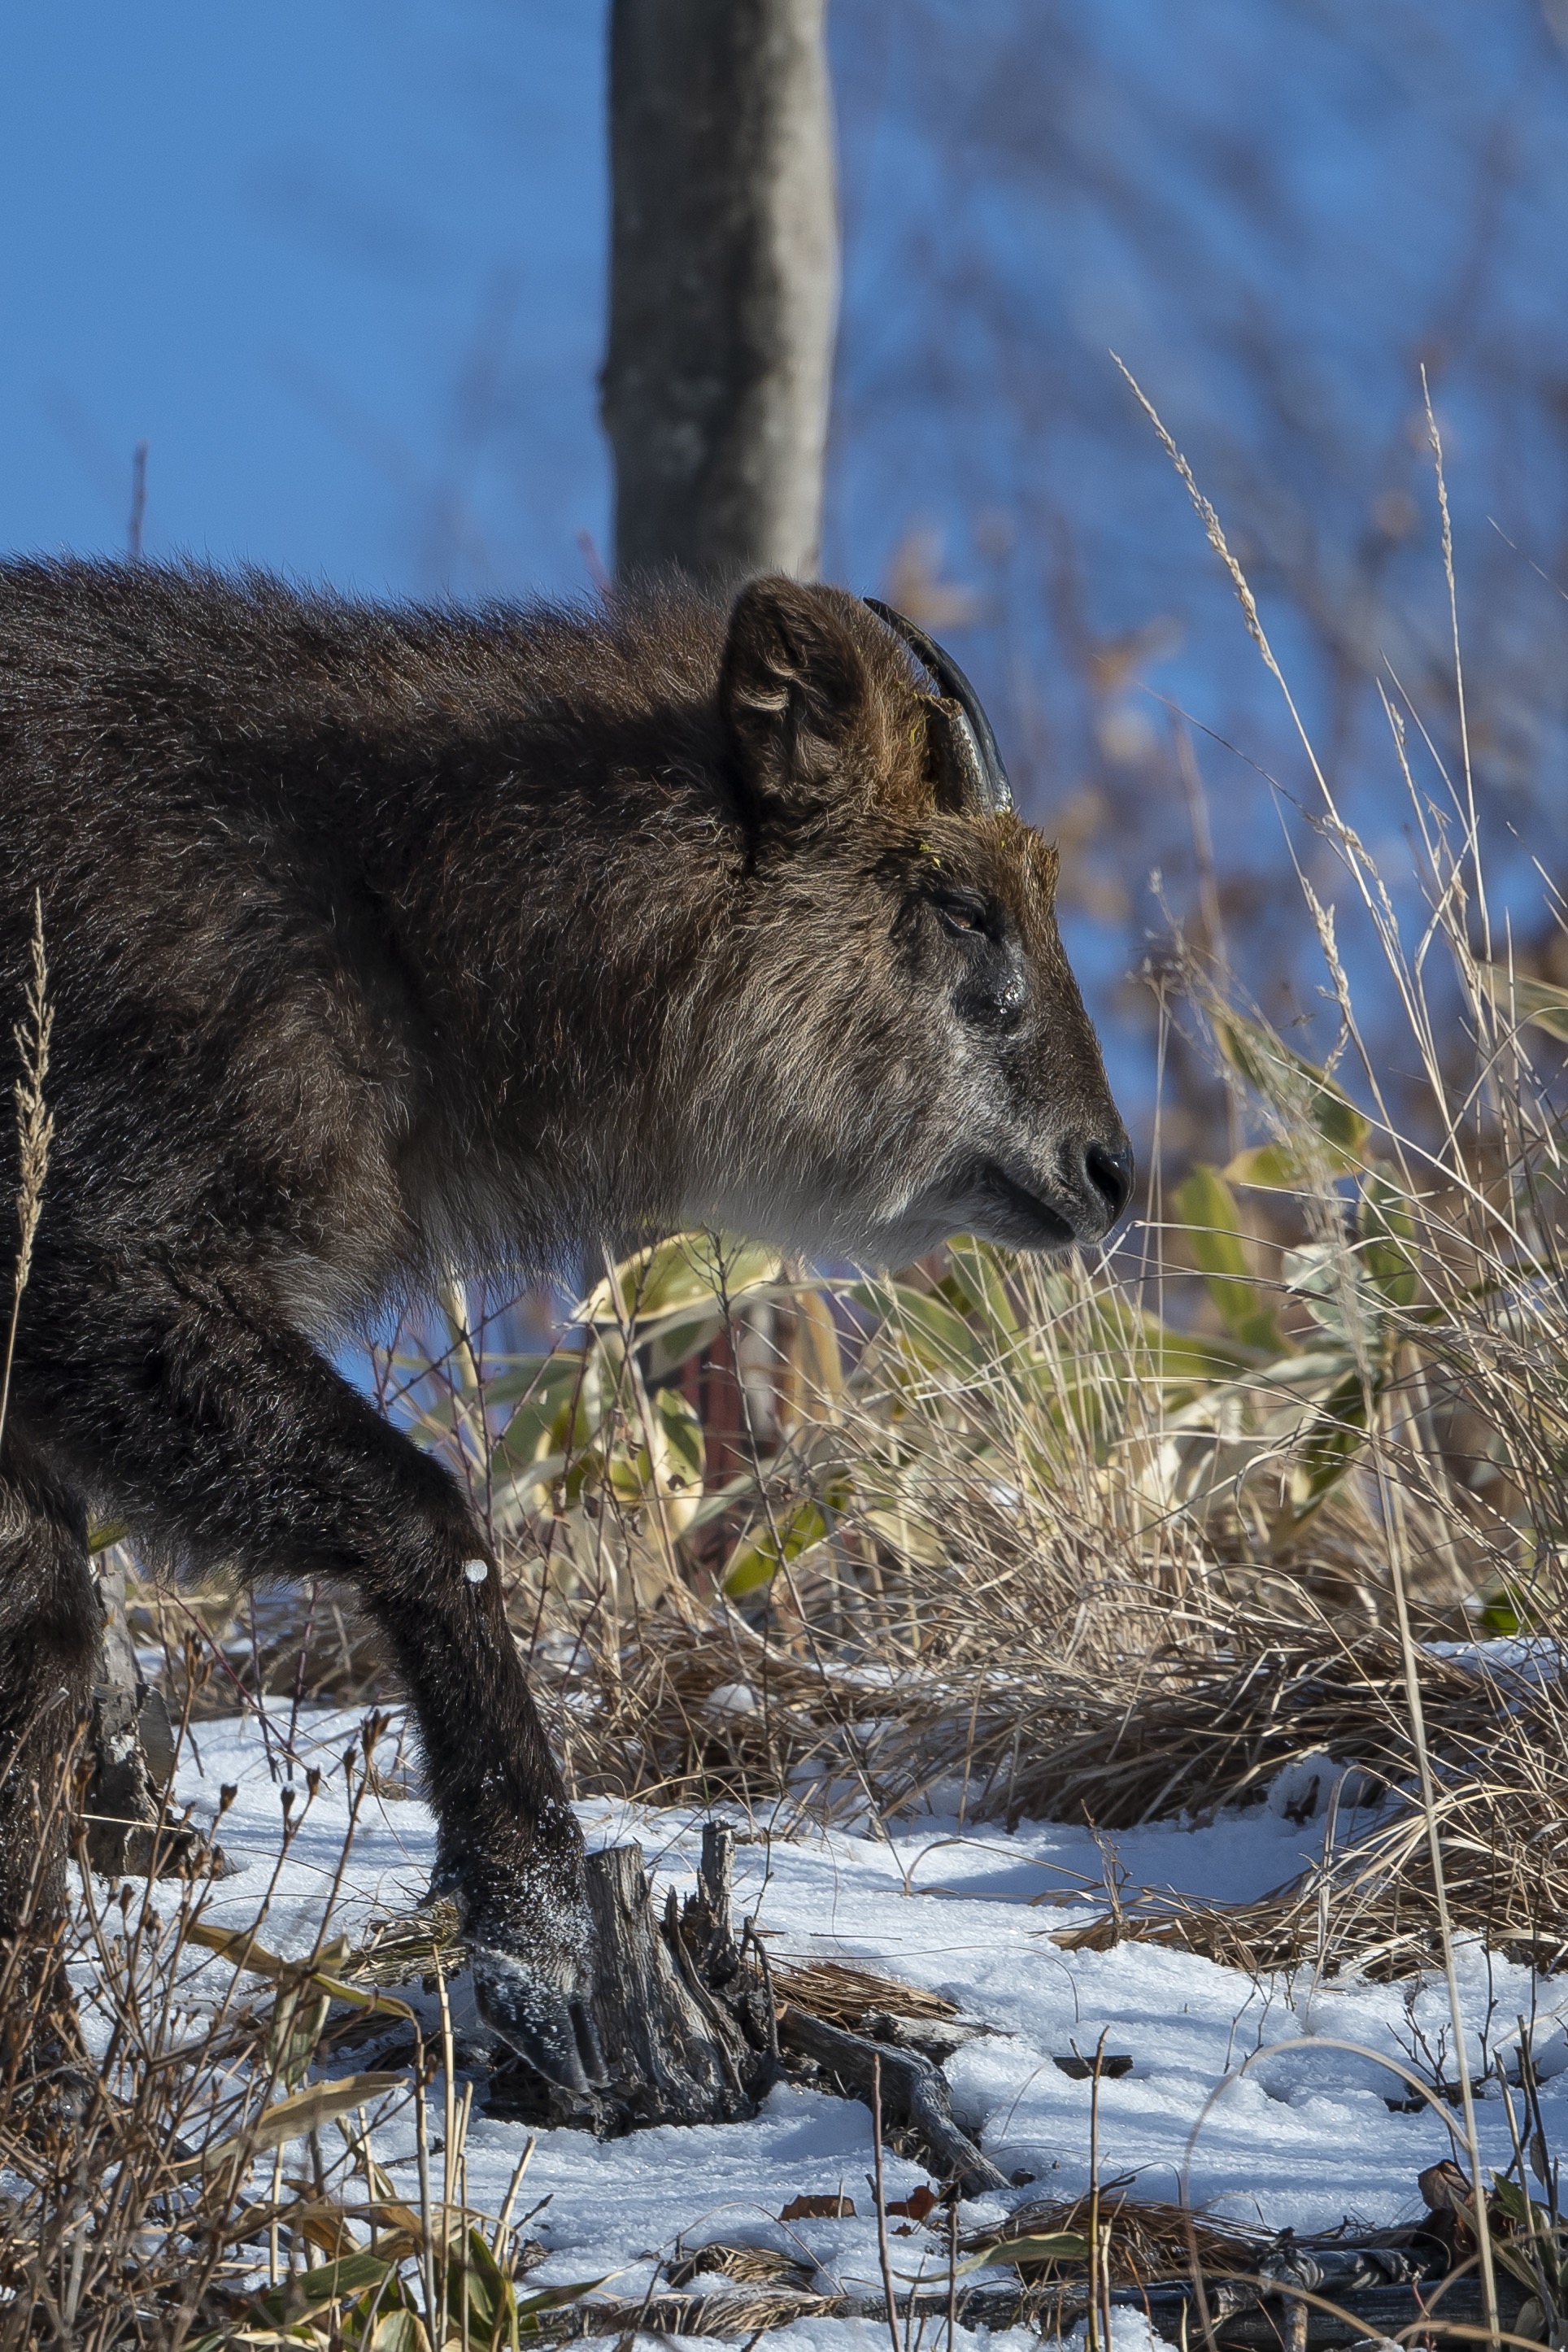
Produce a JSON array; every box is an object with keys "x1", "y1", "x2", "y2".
[{"x1": 1084, "y1": 1138, "x2": 1135, "y2": 1226}]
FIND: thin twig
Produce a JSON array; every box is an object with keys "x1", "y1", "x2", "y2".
[{"x1": 869, "y1": 2054, "x2": 904, "y2": 2352}]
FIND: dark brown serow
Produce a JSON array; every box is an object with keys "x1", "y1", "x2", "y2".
[{"x1": 0, "y1": 561, "x2": 1130, "y2": 2092}]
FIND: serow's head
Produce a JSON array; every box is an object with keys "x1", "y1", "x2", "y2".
[{"x1": 690, "y1": 576, "x2": 1133, "y2": 1266}]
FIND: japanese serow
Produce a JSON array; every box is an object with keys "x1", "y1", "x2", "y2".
[{"x1": 0, "y1": 561, "x2": 1130, "y2": 2088}]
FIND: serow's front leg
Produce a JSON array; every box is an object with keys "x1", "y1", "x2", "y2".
[
  {"x1": 34, "y1": 1287, "x2": 604, "y2": 2093},
  {"x1": 372, "y1": 1539, "x2": 606, "y2": 2093}
]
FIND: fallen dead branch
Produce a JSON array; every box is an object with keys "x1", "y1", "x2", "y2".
[{"x1": 773, "y1": 2005, "x2": 1006, "y2": 2198}]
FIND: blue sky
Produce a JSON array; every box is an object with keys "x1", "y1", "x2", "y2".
[{"x1": 2, "y1": 1, "x2": 609, "y2": 594}]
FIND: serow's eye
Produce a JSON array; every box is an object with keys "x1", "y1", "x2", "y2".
[{"x1": 934, "y1": 893, "x2": 990, "y2": 937}]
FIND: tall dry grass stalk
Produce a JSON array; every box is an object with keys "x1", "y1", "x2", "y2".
[{"x1": 1113, "y1": 364, "x2": 1508, "y2": 2339}]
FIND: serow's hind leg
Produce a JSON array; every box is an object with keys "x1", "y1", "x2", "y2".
[{"x1": 0, "y1": 1440, "x2": 97, "y2": 2088}]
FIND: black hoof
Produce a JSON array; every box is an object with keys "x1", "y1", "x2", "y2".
[{"x1": 472, "y1": 1949, "x2": 608, "y2": 2093}]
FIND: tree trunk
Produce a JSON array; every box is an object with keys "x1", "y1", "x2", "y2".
[
  {"x1": 584, "y1": 4, "x2": 843, "y2": 2134},
  {"x1": 602, "y1": 0, "x2": 838, "y2": 583}
]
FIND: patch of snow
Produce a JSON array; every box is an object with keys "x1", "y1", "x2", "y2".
[
  {"x1": 707, "y1": 1682, "x2": 759, "y2": 1718},
  {"x1": 71, "y1": 1705, "x2": 1568, "y2": 2337},
  {"x1": 1263, "y1": 1748, "x2": 1384, "y2": 1823},
  {"x1": 1428, "y1": 1636, "x2": 1563, "y2": 1678}
]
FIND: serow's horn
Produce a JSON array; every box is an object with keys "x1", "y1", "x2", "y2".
[{"x1": 864, "y1": 596, "x2": 1014, "y2": 815}]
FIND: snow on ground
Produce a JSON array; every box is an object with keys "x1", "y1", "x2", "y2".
[{"x1": 79, "y1": 1703, "x2": 1568, "y2": 2341}]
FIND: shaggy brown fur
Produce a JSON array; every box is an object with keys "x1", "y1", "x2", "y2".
[{"x1": 0, "y1": 560, "x2": 1128, "y2": 2088}]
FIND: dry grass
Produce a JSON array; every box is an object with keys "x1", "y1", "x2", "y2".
[
  {"x1": 767, "y1": 1960, "x2": 961, "y2": 2027},
  {"x1": 0, "y1": 1717, "x2": 565, "y2": 2349},
  {"x1": 965, "y1": 2185, "x2": 1265, "y2": 2285}
]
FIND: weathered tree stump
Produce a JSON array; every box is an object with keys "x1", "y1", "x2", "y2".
[
  {"x1": 489, "y1": 1824, "x2": 773, "y2": 2130},
  {"x1": 486, "y1": 1820, "x2": 1004, "y2": 2196},
  {"x1": 586, "y1": 1841, "x2": 764, "y2": 2129},
  {"x1": 85, "y1": 1550, "x2": 175, "y2": 1875}
]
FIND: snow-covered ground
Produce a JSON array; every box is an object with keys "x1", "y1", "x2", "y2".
[{"x1": 86, "y1": 1702, "x2": 1568, "y2": 2347}]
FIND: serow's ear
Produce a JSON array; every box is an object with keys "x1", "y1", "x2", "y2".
[{"x1": 721, "y1": 577, "x2": 869, "y2": 816}]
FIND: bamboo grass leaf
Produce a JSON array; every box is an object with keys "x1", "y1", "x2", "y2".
[
  {"x1": 956, "y1": 2232, "x2": 1090, "y2": 2273},
  {"x1": 250, "y1": 2250, "x2": 395, "y2": 2326},
  {"x1": 1213, "y1": 1008, "x2": 1371, "y2": 1167},
  {"x1": 184, "y1": 1919, "x2": 418, "y2": 2024},
  {"x1": 1172, "y1": 1164, "x2": 1285, "y2": 1352},
  {"x1": 722, "y1": 1498, "x2": 830, "y2": 1596},
  {"x1": 583, "y1": 1235, "x2": 780, "y2": 1326},
  {"x1": 1477, "y1": 964, "x2": 1568, "y2": 1044},
  {"x1": 181, "y1": 2072, "x2": 408, "y2": 2176}
]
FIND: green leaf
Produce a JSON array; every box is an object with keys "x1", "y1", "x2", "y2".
[
  {"x1": 1474, "y1": 1576, "x2": 1557, "y2": 1636},
  {"x1": 478, "y1": 1361, "x2": 607, "y2": 1494},
  {"x1": 943, "y1": 1238, "x2": 1022, "y2": 1336},
  {"x1": 445, "y1": 2226, "x2": 518, "y2": 2346},
  {"x1": 1283, "y1": 1241, "x2": 1392, "y2": 1352},
  {"x1": 722, "y1": 1499, "x2": 830, "y2": 1598},
  {"x1": 368, "y1": 2314, "x2": 429, "y2": 2352},
  {"x1": 251, "y1": 2250, "x2": 394, "y2": 2324},
  {"x1": 1479, "y1": 1583, "x2": 1523, "y2": 1637},
  {"x1": 1132, "y1": 1310, "x2": 1258, "y2": 1383},
  {"x1": 1223, "y1": 1142, "x2": 1304, "y2": 1191},
  {"x1": 1172, "y1": 1165, "x2": 1283, "y2": 1352},
  {"x1": 1358, "y1": 1171, "x2": 1419, "y2": 1308},
  {"x1": 183, "y1": 1920, "x2": 417, "y2": 2027},
  {"x1": 585, "y1": 1235, "x2": 780, "y2": 1326},
  {"x1": 467, "y1": 1353, "x2": 561, "y2": 1407},
  {"x1": 652, "y1": 1383, "x2": 704, "y2": 1491},
  {"x1": 669, "y1": 1465, "x2": 772, "y2": 1540},
  {"x1": 1287, "y1": 1365, "x2": 1383, "y2": 1519},
  {"x1": 957, "y1": 2232, "x2": 1090, "y2": 2274},
  {"x1": 1213, "y1": 1010, "x2": 1370, "y2": 1168},
  {"x1": 637, "y1": 1274, "x2": 855, "y2": 1383},
  {"x1": 264, "y1": 1979, "x2": 332, "y2": 2091},
  {"x1": 638, "y1": 1305, "x2": 727, "y2": 1383},
  {"x1": 1490, "y1": 2176, "x2": 1539, "y2": 2226},
  {"x1": 182, "y1": 2072, "x2": 408, "y2": 2176},
  {"x1": 513, "y1": 2278, "x2": 608, "y2": 2333},
  {"x1": 850, "y1": 1280, "x2": 986, "y2": 1376},
  {"x1": 1174, "y1": 1165, "x2": 1252, "y2": 1287}
]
